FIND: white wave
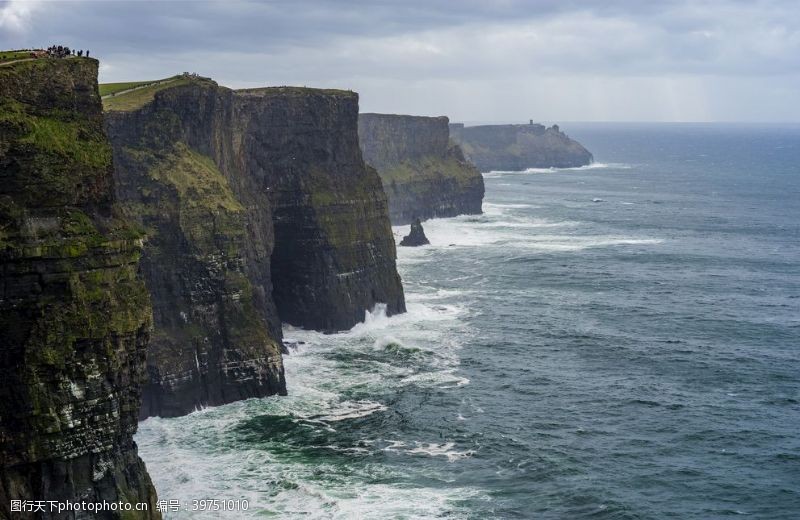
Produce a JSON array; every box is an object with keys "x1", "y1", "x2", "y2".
[
  {"x1": 406, "y1": 287, "x2": 472, "y2": 302},
  {"x1": 399, "y1": 213, "x2": 663, "y2": 253},
  {"x1": 346, "y1": 301, "x2": 464, "y2": 339},
  {"x1": 516, "y1": 236, "x2": 663, "y2": 252},
  {"x1": 407, "y1": 442, "x2": 475, "y2": 462},
  {"x1": 348, "y1": 303, "x2": 391, "y2": 335},
  {"x1": 482, "y1": 218, "x2": 572, "y2": 229},
  {"x1": 401, "y1": 369, "x2": 470, "y2": 388},
  {"x1": 138, "y1": 413, "x2": 482, "y2": 519},
  {"x1": 481, "y1": 202, "x2": 538, "y2": 217},
  {"x1": 483, "y1": 162, "x2": 631, "y2": 177},
  {"x1": 483, "y1": 202, "x2": 534, "y2": 209},
  {"x1": 314, "y1": 400, "x2": 387, "y2": 422},
  {"x1": 384, "y1": 440, "x2": 475, "y2": 462},
  {"x1": 137, "y1": 214, "x2": 483, "y2": 519}
]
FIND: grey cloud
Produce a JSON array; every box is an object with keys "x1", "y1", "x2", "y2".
[{"x1": 1, "y1": 0, "x2": 797, "y2": 121}]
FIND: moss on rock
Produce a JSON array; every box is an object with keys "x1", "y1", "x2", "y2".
[
  {"x1": 104, "y1": 83, "x2": 287, "y2": 418},
  {"x1": 358, "y1": 113, "x2": 485, "y2": 225},
  {"x1": 0, "y1": 55, "x2": 160, "y2": 518}
]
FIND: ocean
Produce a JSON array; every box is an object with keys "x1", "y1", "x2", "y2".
[{"x1": 136, "y1": 123, "x2": 800, "y2": 519}]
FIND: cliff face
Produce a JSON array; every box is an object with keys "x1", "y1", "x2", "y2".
[
  {"x1": 104, "y1": 79, "x2": 287, "y2": 418},
  {"x1": 0, "y1": 58, "x2": 159, "y2": 517},
  {"x1": 359, "y1": 114, "x2": 484, "y2": 225},
  {"x1": 237, "y1": 89, "x2": 405, "y2": 332},
  {"x1": 104, "y1": 79, "x2": 404, "y2": 418},
  {"x1": 449, "y1": 123, "x2": 593, "y2": 171}
]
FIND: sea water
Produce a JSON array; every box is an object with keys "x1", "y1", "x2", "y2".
[{"x1": 136, "y1": 123, "x2": 800, "y2": 519}]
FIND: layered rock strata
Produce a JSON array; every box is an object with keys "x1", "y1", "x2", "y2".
[
  {"x1": 0, "y1": 58, "x2": 159, "y2": 518},
  {"x1": 358, "y1": 114, "x2": 484, "y2": 225},
  {"x1": 105, "y1": 82, "x2": 287, "y2": 417},
  {"x1": 235, "y1": 88, "x2": 405, "y2": 331},
  {"x1": 449, "y1": 122, "x2": 593, "y2": 171},
  {"x1": 104, "y1": 78, "x2": 405, "y2": 416}
]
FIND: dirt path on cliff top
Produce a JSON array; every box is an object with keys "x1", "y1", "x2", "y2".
[
  {"x1": 0, "y1": 56, "x2": 82, "y2": 67},
  {"x1": 0, "y1": 57, "x2": 37, "y2": 67},
  {"x1": 100, "y1": 78, "x2": 178, "y2": 99}
]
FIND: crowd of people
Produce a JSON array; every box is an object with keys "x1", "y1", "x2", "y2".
[{"x1": 38, "y1": 45, "x2": 90, "y2": 58}]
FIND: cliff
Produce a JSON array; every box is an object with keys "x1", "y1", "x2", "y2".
[
  {"x1": 0, "y1": 58, "x2": 159, "y2": 517},
  {"x1": 104, "y1": 78, "x2": 404, "y2": 415},
  {"x1": 236, "y1": 89, "x2": 405, "y2": 331},
  {"x1": 358, "y1": 114, "x2": 484, "y2": 225},
  {"x1": 104, "y1": 77, "x2": 287, "y2": 418},
  {"x1": 449, "y1": 122, "x2": 593, "y2": 171},
  {"x1": 105, "y1": 77, "x2": 288, "y2": 418}
]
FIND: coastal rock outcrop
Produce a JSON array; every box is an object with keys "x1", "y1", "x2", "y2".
[
  {"x1": 0, "y1": 58, "x2": 159, "y2": 517},
  {"x1": 358, "y1": 114, "x2": 484, "y2": 225},
  {"x1": 104, "y1": 77, "x2": 405, "y2": 416},
  {"x1": 449, "y1": 122, "x2": 593, "y2": 171},
  {"x1": 399, "y1": 219, "x2": 430, "y2": 247},
  {"x1": 104, "y1": 78, "x2": 287, "y2": 418},
  {"x1": 236, "y1": 89, "x2": 405, "y2": 332}
]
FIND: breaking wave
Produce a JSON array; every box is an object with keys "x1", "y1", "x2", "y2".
[{"x1": 483, "y1": 162, "x2": 631, "y2": 178}]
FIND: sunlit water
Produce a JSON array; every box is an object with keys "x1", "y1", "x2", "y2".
[{"x1": 137, "y1": 123, "x2": 800, "y2": 519}]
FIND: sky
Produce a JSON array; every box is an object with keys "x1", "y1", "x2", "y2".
[{"x1": 1, "y1": 0, "x2": 798, "y2": 122}]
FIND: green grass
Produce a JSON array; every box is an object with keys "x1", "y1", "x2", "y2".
[
  {"x1": 0, "y1": 50, "x2": 34, "y2": 63},
  {"x1": 0, "y1": 98, "x2": 111, "y2": 169},
  {"x1": 19, "y1": 114, "x2": 112, "y2": 168},
  {"x1": 378, "y1": 155, "x2": 479, "y2": 188},
  {"x1": 99, "y1": 80, "x2": 161, "y2": 97},
  {"x1": 150, "y1": 143, "x2": 244, "y2": 213},
  {"x1": 102, "y1": 76, "x2": 189, "y2": 111},
  {"x1": 236, "y1": 86, "x2": 355, "y2": 97}
]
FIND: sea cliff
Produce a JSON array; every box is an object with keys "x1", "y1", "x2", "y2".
[
  {"x1": 358, "y1": 114, "x2": 484, "y2": 225},
  {"x1": 104, "y1": 77, "x2": 405, "y2": 416},
  {"x1": 104, "y1": 77, "x2": 287, "y2": 418},
  {"x1": 0, "y1": 58, "x2": 159, "y2": 517},
  {"x1": 449, "y1": 122, "x2": 592, "y2": 171},
  {"x1": 237, "y1": 89, "x2": 405, "y2": 331}
]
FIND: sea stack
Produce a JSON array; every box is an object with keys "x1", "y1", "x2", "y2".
[{"x1": 400, "y1": 218, "x2": 430, "y2": 247}]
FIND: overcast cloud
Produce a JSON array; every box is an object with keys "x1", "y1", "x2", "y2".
[{"x1": 1, "y1": 0, "x2": 798, "y2": 122}]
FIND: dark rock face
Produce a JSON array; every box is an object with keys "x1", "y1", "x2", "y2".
[
  {"x1": 103, "y1": 80, "x2": 405, "y2": 417},
  {"x1": 0, "y1": 59, "x2": 159, "y2": 517},
  {"x1": 358, "y1": 114, "x2": 484, "y2": 225},
  {"x1": 237, "y1": 89, "x2": 405, "y2": 332},
  {"x1": 449, "y1": 122, "x2": 593, "y2": 171},
  {"x1": 105, "y1": 79, "x2": 287, "y2": 418},
  {"x1": 399, "y1": 219, "x2": 430, "y2": 247}
]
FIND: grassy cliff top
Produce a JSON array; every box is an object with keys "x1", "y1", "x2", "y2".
[
  {"x1": 0, "y1": 50, "x2": 36, "y2": 63},
  {"x1": 236, "y1": 86, "x2": 356, "y2": 97},
  {"x1": 0, "y1": 54, "x2": 96, "y2": 74},
  {"x1": 99, "y1": 80, "x2": 162, "y2": 97},
  {"x1": 102, "y1": 75, "x2": 215, "y2": 111},
  {"x1": 101, "y1": 73, "x2": 354, "y2": 111},
  {"x1": 360, "y1": 113, "x2": 449, "y2": 122}
]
